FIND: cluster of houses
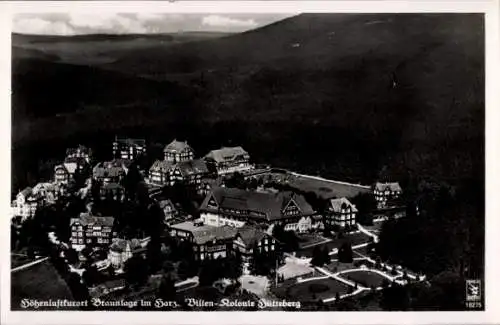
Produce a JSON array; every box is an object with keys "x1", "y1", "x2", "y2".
[
  {"x1": 148, "y1": 139, "x2": 252, "y2": 195},
  {"x1": 12, "y1": 136, "x2": 405, "y2": 275}
]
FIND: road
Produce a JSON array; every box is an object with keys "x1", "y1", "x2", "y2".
[{"x1": 11, "y1": 256, "x2": 49, "y2": 273}]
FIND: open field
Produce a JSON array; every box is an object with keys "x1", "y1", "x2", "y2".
[
  {"x1": 285, "y1": 174, "x2": 371, "y2": 200},
  {"x1": 11, "y1": 260, "x2": 74, "y2": 310},
  {"x1": 295, "y1": 232, "x2": 371, "y2": 258}
]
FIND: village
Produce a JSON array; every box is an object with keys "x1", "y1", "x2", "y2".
[{"x1": 11, "y1": 136, "x2": 425, "y2": 311}]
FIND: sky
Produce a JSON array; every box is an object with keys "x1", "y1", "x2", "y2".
[{"x1": 13, "y1": 13, "x2": 293, "y2": 35}]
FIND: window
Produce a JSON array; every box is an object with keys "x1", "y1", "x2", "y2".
[
  {"x1": 271, "y1": 245, "x2": 275, "y2": 250},
  {"x1": 71, "y1": 232, "x2": 77, "y2": 237},
  {"x1": 78, "y1": 232, "x2": 83, "y2": 237}
]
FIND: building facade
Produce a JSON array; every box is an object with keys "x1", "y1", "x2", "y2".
[
  {"x1": 107, "y1": 238, "x2": 144, "y2": 269},
  {"x1": 158, "y1": 199, "x2": 177, "y2": 224},
  {"x1": 12, "y1": 187, "x2": 40, "y2": 221},
  {"x1": 148, "y1": 159, "x2": 209, "y2": 192},
  {"x1": 326, "y1": 197, "x2": 358, "y2": 228},
  {"x1": 169, "y1": 220, "x2": 238, "y2": 261},
  {"x1": 204, "y1": 146, "x2": 253, "y2": 175},
  {"x1": 69, "y1": 213, "x2": 115, "y2": 250},
  {"x1": 66, "y1": 145, "x2": 92, "y2": 164},
  {"x1": 54, "y1": 157, "x2": 89, "y2": 185},
  {"x1": 233, "y1": 225, "x2": 277, "y2": 261},
  {"x1": 148, "y1": 160, "x2": 174, "y2": 186},
  {"x1": 164, "y1": 139, "x2": 194, "y2": 163},
  {"x1": 373, "y1": 182, "x2": 403, "y2": 208},
  {"x1": 112, "y1": 137, "x2": 146, "y2": 160},
  {"x1": 199, "y1": 187, "x2": 316, "y2": 232},
  {"x1": 100, "y1": 183, "x2": 125, "y2": 202}
]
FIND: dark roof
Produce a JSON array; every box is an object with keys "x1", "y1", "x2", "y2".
[
  {"x1": 176, "y1": 159, "x2": 209, "y2": 176},
  {"x1": 205, "y1": 146, "x2": 249, "y2": 163},
  {"x1": 375, "y1": 182, "x2": 402, "y2": 192},
  {"x1": 236, "y1": 225, "x2": 269, "y2": 247},
  {"x1": 115, "y1": 137, "x2": 146, "y2": 148},
  {"x1": 200, "y1": 187, "x2": 315, "y2": 221},
  {"x1": 70, "y1": 213, "x2": 114, "y2": 227},
  {"x1": 64, "y1": 156, "x2": 87, "y2": 165},
  {"x1": 164, "y1": 139, "x2": 193, "y2": 153},
  {"x1": 110, "y1": 238, "x2": 142, "y2": 253},
  {"x1": 170, "y1": 221, "x2": 238, "y2": 245},
  {"x1": 93, "y1": 164, "x2": 125, "y2": 178},
  {"x1": 105, "y1": 159, "x2": 133, "y2": 169}
]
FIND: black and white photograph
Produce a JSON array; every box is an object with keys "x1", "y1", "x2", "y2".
[{"x1": 1, "y1": 1, "x2": 498, "y2": 322}]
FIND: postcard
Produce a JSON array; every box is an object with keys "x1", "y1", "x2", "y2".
[{"x1": 1, "y1": 1, "x2": 499, "y2": 324}]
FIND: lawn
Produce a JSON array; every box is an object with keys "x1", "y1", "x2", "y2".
[
  {"x1": 11, "y1": 260, "x2": 74, "y2": 310},
  {"x1": 284, "y1": 278, "x2": 351, "y2": 302},
  {"x1": 283, "y1": 174, "x2": 371, "y2": 200},
  {"x1": 340, "y1": 270, "x2": 389, "y2": 288},
  {"x1": 295, "y1": 232, "x2": 371, "y2": 258}
]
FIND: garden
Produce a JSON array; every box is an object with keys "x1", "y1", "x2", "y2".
[
  {"x1": 284, "y1": 278, "x2": 351, "y2": 302},
  {"x1": 339, "y1": 270, "x2": 390, "y2": 288}
]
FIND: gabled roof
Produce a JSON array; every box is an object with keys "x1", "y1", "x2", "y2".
[
  {"x1": 205, "y1": 146, "x2": 249, "y2": 163},
  {"x1": 19, "y1": 187, "x2": 33, "y2": 197},
  {"x1": 176, "y1": 159, "x2": 208, "y2": 177},
  {"x1": 236, "y1": 225, "x2": 269, "y2": 248},
  {"x1": 70, "y1": 213, "x2": 114, "y2": 227},
  {"x1": 32, "y1": 182, "x2": 56, "y2": 192},
  {"x1": 158, "y1": 199, "x2": 176, "y2": 211},
  {"x1": 54, "y1": 164, "x2": 69, "y2": 173},
  {"x1": 170, "y1": 221, "x2": 238, "y2": 245},
  {"x1": 164, "y1": 139, "x2": 193, "y2": 153},
  {"x1": 329, "y1": 197, "x2": 358, "y2": 213},
  {"x1": 200, "y1": 187, "x2": 315, "y2": 221},
  {"x1": 149, "y1": 160, "x2": 174, "y2": 172},
  {"x1": 374, "y1": 182, "x2": 402, "y2": 192}
]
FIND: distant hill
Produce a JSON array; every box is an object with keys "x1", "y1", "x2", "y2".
[
  {"x1": 12, "y1": 58, "x2": 192, "y2": 141},
  {"x1": 11, "y1": 13, "x2": 484, "y2": 188},
  {"x1": 11, "y1": 32, "x2": 232, "y2": 65}
]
